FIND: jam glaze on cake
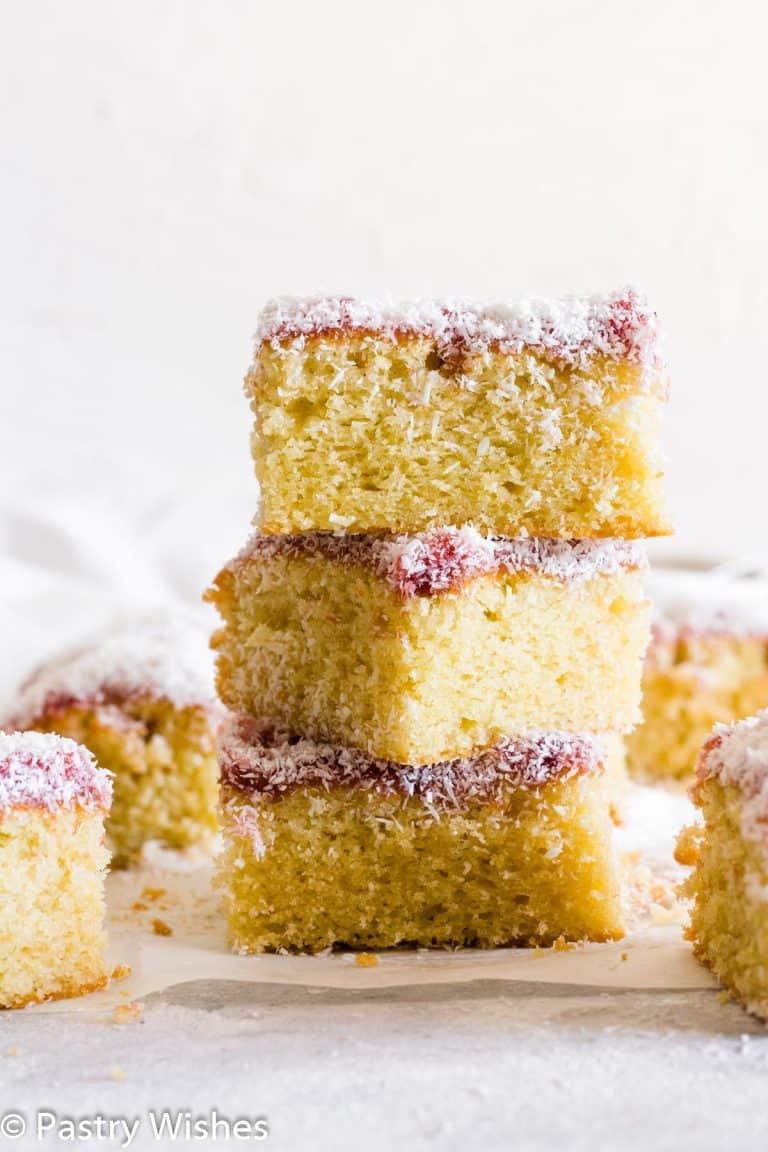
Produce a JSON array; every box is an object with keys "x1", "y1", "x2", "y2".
[
  {"x1": 257, "y1": 288, "x2": 664, "y2": 378},
  {"x1": 0, "y1": 731, "x2": 112, "y2": 814},
  {"x1": 225, "y1": 529, "x2": 647, "y2": 599},
  {"x1": 220, "y1": 716, "x2": 604, "y2": 810}
]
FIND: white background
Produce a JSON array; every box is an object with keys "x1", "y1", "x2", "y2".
[{"x1": 1, "y1": 0, "x2": 766, "y2": 625}]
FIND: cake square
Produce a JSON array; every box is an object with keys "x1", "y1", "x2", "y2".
[
  {"x1": 248, "y1": 290, "x2": 669, "y2": 538},
  {"x1": 7, "y1": 618, "x2": 222, "y2": 867},
  {"x1": 0, "y1": 731, "x2": 112, "y2": 1007},
  {"x1": 628, "y1": 578, "x2": 768, "y2": 782},
  {"x1": 207, "y1": 528, "x2": 649, "y2": 765},
  {"x1": 678, "y1": 710, "x2": 768, "y2": 1018},
  {"x1": 218, "y1": 717, "x2": 625, "y2": 953}
]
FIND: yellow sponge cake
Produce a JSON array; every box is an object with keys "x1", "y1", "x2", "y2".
[
  {"x1": 0, "y1": 731, "x2": 111, "y2": 1007},
  {"x1": 628, "y1": 572, "x2": 768, "y2": 782},
  {"x1": 208, "y1": 530, "x2": 649, "y2": 765},
  {"x1": 218, "y1": 716, "x2": 624, "y2": 953},
  {"x1": 249, "y1": 290, "x2": 669, "y2": 538},
  {"x1": 8, "y1": 616, "x2": 222, "y2": 866},
  {"x1": 678, "y1": 710, "x2": 768, "y2": 1019}
]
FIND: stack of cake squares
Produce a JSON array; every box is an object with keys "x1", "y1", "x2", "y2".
[{"x1": 207, "y1": 290, "x2": 669, "y2": 953}]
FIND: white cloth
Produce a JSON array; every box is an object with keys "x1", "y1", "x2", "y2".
[{"x1": 0, "y1": 487, "x2": 255, "y2": 713}]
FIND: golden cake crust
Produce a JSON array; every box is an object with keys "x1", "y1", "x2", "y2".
[{"x1": 3, "y1": 970, "x2": 109, "y2": 1011}]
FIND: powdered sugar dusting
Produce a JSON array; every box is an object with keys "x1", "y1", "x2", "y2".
[
  {"x1": 229, "y1": 529, "x2": 645, "y2": 597},
  {"x1": 697, "y1": 710, "x2": 768, "y2": 852},
  {"x1": 219, "y1": 716, "x2": 604, "y2": 811},
  {"x1": 9, "y1": 615, "x2": 219, "y2": 730},
  {"x1": 0, "y1": 731, "x2": 112, "y2": 813},
  {"x1": 256, "y1": 288, "x2": 662, "y2": 369}
]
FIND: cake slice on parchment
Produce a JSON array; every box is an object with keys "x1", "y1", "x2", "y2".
[
  {"x1": 0, "y1": 731, "x2": 112, "y2": 1007},
  {"x1": 248, "y1": 289, "x2": 669, "y2": 538},
  {"x1": 217, "y1": 716, "x2": 624, "y2": 953}
]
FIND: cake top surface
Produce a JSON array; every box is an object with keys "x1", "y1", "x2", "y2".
[
  {"x1": 698, "y1": 710, "x2": 768, "y2": 846},
  {"x1": 220, "y1": 716, "x2": 604, "y2": 811},
  {"x1": 0, "y1": 731, "x2": 112, "y2": 813},
  {"x1": 227, "y1": 528, "x2": 646, "y2": 597},
  {"x1": 10, "y1": 614, "x2": 218, "y2": 728},
  {"x1": 255, "y1": 287, "x2": 663, "y2": 368},
  {"x1": 650, "y1": 569, "x2": 768, "y2": 640}
]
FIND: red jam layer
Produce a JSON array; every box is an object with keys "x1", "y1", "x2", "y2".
[
  {"x1": 228, "y1": 529, "x2": 645, "y2": 598},
  {"x1": 219, "y1": 716, "x2": 604, "y2": 810},
  {"x1": 256, "y1": 289, "x2": 663, "y2": 369}
]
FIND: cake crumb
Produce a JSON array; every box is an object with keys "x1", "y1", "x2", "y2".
[
  {"x1": 152, "y1": 918, "x2": 173, "y2": 937},
  {"x1": 5, "y1": 1047, "x2": 18, "y2": 1057},
  {"x1": 132, "y1": 901, "x2": 148, "y2": 913},
  {"x1": 717, "y1": 989, "x2": 733, "y2": 1004},
  {"x1": 623, "y1": 852, "x2": 687, "y2": 926},
  {"x1": 553, "y1": 935, "x2": 574, "y2": 952},
  {"x1": 141, "y1": 886, "x2": 166, "y2": 903},
  {"x1": 109, "y1": 1065, "x2": 126, "y2": 1081},
  {"x1": 355, "y1": 952, "x2": 379, "y2": 967},
  {"x1": 621, "y1": 951, "x2": 629, "y2": 962},
  {"x1": 111, "y1": 963, "x2": 132, "y2": 981},
  {"x1": 113, "y1": 1002, "x2": 143, "y2": 1025},
  {"x1": 650, "y1": 881, "x2": 676, "y2": 908},
  {"x1": 674, "y1": 825, "x2": 702, "y2": 867}
]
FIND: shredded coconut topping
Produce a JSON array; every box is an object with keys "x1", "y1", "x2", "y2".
[
  {"x1": 0, "y1": 731, "x2": 112, "y2": 813},
  {"x1": 228, "y1": 529, "x2": 645, "y2": 597},
  {"x1": 256, "y1": 288, "x2": 663, "y2": 369},
  {"x1": 220, "y1": 716, "x2": 604, "y2": 810},
  {"x1": 9, "y1": 615, "x2": 218, "y2": 730},
  {"x1": 649, "y1": 568, "x2": 768, "y2": 641},
  {"x1": 697, "y1": 711, "x2": 768, "y2": 853}
]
